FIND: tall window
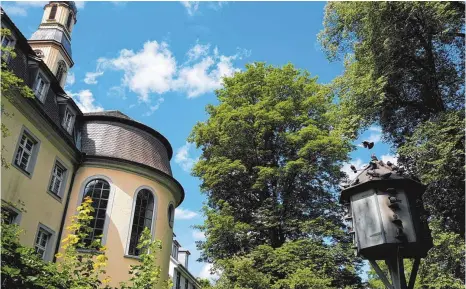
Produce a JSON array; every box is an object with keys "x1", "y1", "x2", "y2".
[
  {"x1": 33, "y1": 72, "x2": 49, "y2": 102},
  {"x1": 15, "y1": 133, "x2": 35, "y2": 172},
  {"x1": 185, "y1": 280, "x2": 189, "y2": 289},
  {"x1": 128, "y1": 189, "x2": 154, "y2": 256},
  {"x1": 48, "y1": 5, "x2": 57, "y2": 20},
  {"x1": 56, "y1": 61, "x2": 67, "y2": 85},
  {"x1": 175, "y1": 271, "x2": 181, "y2": 289},
  {"x1": 49, "y1": 161, "x2": 66, "y2": 197},
  {"x1": 35, "y1": 227, "x2": 51, "y2": 260},
  {"x1": 168, "y1": 204, "x2": 175, "y2": 228},
  {"x1": 62, "y1": 107, "x2": 75, "y2": 133},
  {"x1": 82, "y1": 179, "x2": 110, "y2": 246},
  {"x1": 171, "y1": 241, "x2": 179, "y2": 259},
  {"x1": 66, "y1": 12, "x2": 73, "y2": 30}
]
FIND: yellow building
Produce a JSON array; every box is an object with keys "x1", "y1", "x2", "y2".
[{"x1": 1, "y1": 2, "x2": 185, "y2": 287}]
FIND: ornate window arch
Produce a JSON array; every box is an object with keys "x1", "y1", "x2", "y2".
[
  {"x1": 127, "y1": 187, "x2": 157, "y2": 256},
  {"x1": 56, "y1": 60, "x2": 67, "y2": 84},
  {"x1": 81, "y1": 178, "x2": 111, "y2": 247}
]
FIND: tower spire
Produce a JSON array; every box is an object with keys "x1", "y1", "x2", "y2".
[{"x1": 28, "y1": 1, "x2": 77, "y2": 88}]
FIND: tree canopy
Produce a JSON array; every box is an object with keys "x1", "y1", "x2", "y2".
[
  {"x1": 319, "y1": 1, "x2": 465, "y2": 235},
  {"x1": 190, "y1": 63, "x2": 362, "y2": 288}
]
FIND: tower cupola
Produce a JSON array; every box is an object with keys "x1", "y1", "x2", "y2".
[{"x1": 28, "y1": 1, "x2": 77, "y2": 88}]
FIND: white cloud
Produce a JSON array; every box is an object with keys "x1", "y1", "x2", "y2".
[
  {"x1": 98, "y1": 41, "x2": 177, "y2": 102},
  {"x1": 367, "y1": 133, "x2": 382, "y2": 144},
  {"x1": 84, "y1": 71, "x2": 104, "y2": 85},
  {"x1": 369, "y1": 126, "x2": 382, "y2": 133},
  {"x1": 85, "y1": 41, "x2": 248, "y2": 110},
  {"x1": 108, "y1": 86, "x2": 126, "y2": 99},
  {"x1": 192, "y1": 230, "x2": 205, "y2": 240},
  {"x1": 341, "y1": 158, "x2": 366, "y2": 181},
  {"x1": 381, "y1": 154, "x2": 398, "y2": 166},
  {"x1": 175, "y1": 46, "x2": 245, "y2": 98},
  {"x1": 175, "y1": 207, "x2": 198, "y2": 220},
  {"x1": 74, "y1": 1, "x2": 86, "y2": 9},
  {"x1": 181, "y1": 1, "x2": 199, "y2": 16},
  {"x1": 186, "y1": 42, "x2": 210, "y2": 62},
  {"x1": 2, "y1": 1, "x2": 84, "y2": 16},
  {"x1": 198, "y1": 263, "x2": 220, "y2": 281},
  {"x1": 66, "y1": 71, "x2": 75, "y2": 86},
  {"x1": 175, "y1": 142, "x2": 198, "y2": 172},
  {"x1": 67, "y1": 89, "x2": 104, "y2": 113},
  {"x1": 143, "y1": 97, "x2": 164, "y2": 116}
]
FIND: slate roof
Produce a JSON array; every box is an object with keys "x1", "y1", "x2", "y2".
[
  {"x1": 84, "y1": 110, "x2": 132, "y2": 120},
  {"x1": 340, "y1": 155, "x2": 425, "y2": 202},
  {"x1": 30, "y1": 28, "x2": 72, "y2": 58}
]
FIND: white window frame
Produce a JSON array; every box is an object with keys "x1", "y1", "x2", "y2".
[
  {"x1": 125, "y1": 186, "x2": 158, "y2": 258},
  {"x1": 33, "y1": 71, "x2": 50, "y2": 103},
  {"x1": 1, "y1": 27, "x2": 16, "y2": 63},
  {"x1": 48, "y1": 159, "x2": 68, "y2": 199},
  {"x1": 34, "y1": 223, "x2": 55, "y2": 261},
  {"x1": 12, "y1": 127, "x2": 40, "y2": 177},
  {"x1": 62, "y1": 107, "x2": 75, "y2": 134}
]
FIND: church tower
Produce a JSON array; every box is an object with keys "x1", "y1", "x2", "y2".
[{"x1": 28, "y1": 1, "x2": 77, "y2": 88}]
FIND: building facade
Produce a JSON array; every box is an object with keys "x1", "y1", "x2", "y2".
[
  {"x1": 169, "y1": 236, "x2": 201, "y2": 289},
  {"x1": 1, "y1": 2, "x2": 186, "y2": 287}
]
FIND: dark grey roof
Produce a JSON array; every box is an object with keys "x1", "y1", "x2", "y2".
[
  {"x1": 83, "y1": 110, "x2": 132, "y2": 120},
  {"x1": 29, "y1": 28, "x2": 72, "y2": 58},
  {"x1": 340, "y1": 155, "x2": 425, "y2": 202}
]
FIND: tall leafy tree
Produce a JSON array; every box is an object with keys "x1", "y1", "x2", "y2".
[
  {"x1": 319, "y1": 1, "x2": 465, "y2": 235},
  {"x1": 190, "y1": 63, "x2": 361, "y2": 288}
]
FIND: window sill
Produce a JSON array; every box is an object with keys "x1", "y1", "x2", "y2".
[
  {"x1": 46, "y1": 190, "x2": 62, "y2": 203},
  {"x1": 12, "y1": 163, "x2": 32, "y2": 179},
  {"x1": 76, "y1": 248, "x2": 100, "y2": 255},
  {"x1": 124, "y1": 254, "x2": 141, "y2": 261}
]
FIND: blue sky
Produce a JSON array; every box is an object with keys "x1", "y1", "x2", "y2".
[{"x1": 4, "y1": 0, "x2": 396, "y2": 281}]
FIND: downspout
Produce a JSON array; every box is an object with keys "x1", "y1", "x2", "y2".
[{"x1": 53, "y1": 152, "x2": 85, "y2": 262}]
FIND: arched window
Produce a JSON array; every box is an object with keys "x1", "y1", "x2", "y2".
[
  {"x1": 56, "y1": 61, "x2": 67, "y2": 84},
  {"x1": 128, "y1": 189, "x2": 155, "y2": 256},
  {"x1": 82, "y1": 179, "x2": 110, "y2": 246},
  {"x1": 168, "y1": 204, "x2": 175, "y2": 228}
]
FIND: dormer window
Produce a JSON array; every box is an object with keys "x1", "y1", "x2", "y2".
[
  {"x1": 49, "y1": 5, "x2": 57, "y2": 20},
  {"x1": 1, "y1": 29, "x2": 16, "y2": 63},
  {"x1": 62, "y1": 107, "x2": 75, "y2": 134},
  {"x1": 56, "y1": 60, "x2": 67, "y2": 85},
  {"x1": 33, "y1": 71, "x2": 49, "y2": 103}
]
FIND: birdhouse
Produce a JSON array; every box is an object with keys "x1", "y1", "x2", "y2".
[{"x1": 340, "y1": 157, "x2": 433, "y2": 260}]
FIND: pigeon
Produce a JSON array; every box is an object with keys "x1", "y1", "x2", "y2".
[
  {"x1": 362, "y1": 141, "x2": 374, "y2": 149},
  {"x1": 386, "y1": 161, "x2": 393, "y2": 166},
  {"x1": 350, "y1": 165, "x2": 357, "y2": 173}
]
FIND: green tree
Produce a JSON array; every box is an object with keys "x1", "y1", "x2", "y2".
[
  {"x1": 190, "y1": 63, "x2": 361, "y2": 288},
  {"x1": 319, "y1": 1, "x2": 465, "y2": 235}
]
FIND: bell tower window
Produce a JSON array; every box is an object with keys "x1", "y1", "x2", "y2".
[
  {"x1": 66, "y1": 12, "x2": 73, "y2": 31},
  {"x1": 49, "y1": 5, "x2": 57, "y2": 20},
  {"x1": 56, "y1": 61, "x2": 67, "y2": 85}
]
